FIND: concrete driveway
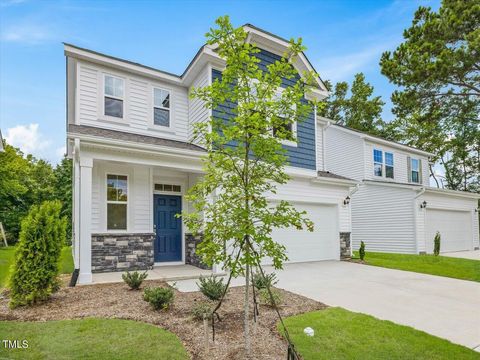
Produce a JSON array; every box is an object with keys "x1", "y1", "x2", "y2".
[
  {"x1": 272, "y1": 261, "x2": 480, "y2": 350},
  {"x1": 443, "y1": 250, "x2": 480, "y2": 260},
  {"x1": 172, "y1": 260, "x2": 480, "y2": 350}
]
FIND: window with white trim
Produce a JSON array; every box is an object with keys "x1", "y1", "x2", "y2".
[
  {"x1": 153, "y1": 88, "x2": 170, "y2": 127},
  {"x1": 104, "y1": 75, "x2": 124, "y2": 118},
  {"x1": 373, "y1": 149, "x2": 383, "y2": 177},
  {"x1": 411, "y1": 158, "x2": 420, "y2": 183},
  {"x1": 385, "y1": 152, "x2": 394, "y2": 179},
  {"x1": 272, "y1": 87, "x2": 297, "y2": 145},
  {"x1": 107, "y1": 174, "x2": 127, "y2": 230}
]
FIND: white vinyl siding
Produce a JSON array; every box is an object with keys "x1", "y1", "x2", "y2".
[
  {"x1": 188, "y1": 64, "x2": 210, "y2": 143},
  {"x1": 324, "y1": 126, "x2": 364, "y2": 181},
  {"x1": 352, "y1": 184, "x2": 416, "y2": 253},
  {"x1": 416, "y1": 192, "x2": 479, "y2": 252},
  {"x1": 76, "y1": 60, "x2": 189, "y2": 142}
]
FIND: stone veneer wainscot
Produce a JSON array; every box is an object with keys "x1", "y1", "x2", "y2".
[
  {"x1": 91, "y1": 233, "x2": 154, "y2": 273},
  {"x1": 340, "y1": 232, "x2": 351, "y2": 260}
]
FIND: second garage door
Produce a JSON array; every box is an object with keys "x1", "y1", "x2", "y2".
[
  {"x1": 270, "y1": 202, "x2": 339, "y2": 263},
  {"x1": 426, "y1": 209, "x2": 472, "y2": 253}
]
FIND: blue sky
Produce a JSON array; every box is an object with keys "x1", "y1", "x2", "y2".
[{"x1": 0, "y1": 0, "x2": 440, "y2": 164}]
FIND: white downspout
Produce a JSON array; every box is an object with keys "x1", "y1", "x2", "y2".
[
  {"x1": 414, "y1": 187, "x2": 426, "y2": 254},
  {"x1": 322, "y1": 121, "x2": 332, "y2": 171},
  {"x1": 347, "y1": 183, "x2": 361, "y2": 257}
]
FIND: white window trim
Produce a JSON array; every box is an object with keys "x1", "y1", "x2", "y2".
[
  {"x1": 103, "y1": 73, "x2": 125, "y2": 120},
  {"x1": 410, "y1": 157, "x2": 420, "y2": 183},
  {"x1": 385, "y1": 151, "x2": 394, "y2": 179},
  {"x1": 105, "y1": 173, "x2": 129, "y2": 232},
  {"x1": 373, "y1": 148, "x2": 395, "y2": 179},
  {"x1": 151, "y1": 85, "x2": 173, "y2": 130},
  {"x1": 373, "y1": 148, "x2": 383, "y2": 177},
  {"x1": 274, "y1": 86, "x2": 298, "y2": 147}
]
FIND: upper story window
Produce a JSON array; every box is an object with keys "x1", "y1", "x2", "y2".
[
  {"x1": 373, "y1": 149, "x2": 394, "y2": 179},
  {"x1": 373, "y1": 149, "x2": 383, "y2": 176},
  {"x1": 107, "y1": 174, "x2": 128, "y2": 230},
  {"x1": 153, "y1": 88, "x2": 170, "y2": 127},
  {"x1": 410, "y1": 158, "x2": 420, "y2": 183},
  {"x1": 385, "y1": 152, "x2": 394, "y2": 179},
  {"x1": 104, "y1": 75, "x2": 124, "y2": 118},
  {"x1": 272, "y1": 88, "x2": 297, "y2": 146}
]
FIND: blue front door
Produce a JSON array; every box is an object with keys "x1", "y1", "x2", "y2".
[{"x1": 153, "y1": 195, "x2": 182, "y2": 262}]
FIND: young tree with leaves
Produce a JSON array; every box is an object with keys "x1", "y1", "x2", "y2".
[
  {"x1": 183, "y1": 16, "x2": 317, "y2": 356},
  {"x1": 320, "y1": 73, "x2": 387, "y2": 137},
  {"x1": 380, "y1": 0, "x2": 480, "y2": 191}
]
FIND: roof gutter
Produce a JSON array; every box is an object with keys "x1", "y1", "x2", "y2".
[{"x1": 414, "y1": 187, "x2": 426, "y2": 199}]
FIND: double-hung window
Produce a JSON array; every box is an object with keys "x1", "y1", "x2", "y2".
[
  {"x1": 104, "y1": 75, "x2": 124, "y2": 118},
  {"x1": 385, "y1": 152, "x2": 394, "y2": 179},
  {"x1": 153, "y1": 88, "x2": 170, "y2": 127},
  {"x1": 373, "y1": 149, "x2": 383, "y2": 177},
  {"x1": 107, "y1": 174, "x2": 128, "y2": 230},
  {"x1": 272, "y1": 88, "x2": 297, "y2": 145},
  {"x1": 411, "y1": 158, "x2": 420, "y2": 183}
]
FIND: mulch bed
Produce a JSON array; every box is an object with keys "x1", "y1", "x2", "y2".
[{"x1": 0, "y1": 276, "x2": 326, "y2": 359}]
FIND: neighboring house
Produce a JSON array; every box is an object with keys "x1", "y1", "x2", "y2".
[
  {"x1": 65, "y1": 25, "x2": 357, "y2": 284},
  {"x1": 322, "y1": 119, "x2": 480, "y2": 254}
]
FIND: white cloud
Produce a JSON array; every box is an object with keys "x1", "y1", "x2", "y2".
[
  {"x1": 5, "y1": 123, "x2": 50, "y2": 155},
  {"x1": 0, "y1": 0, "x2": 27, "y2": 7},
  {"x1": 55, "y1": 146, "x2": 66, "y2": 158},
  {"x1": 1, "y1": 23, "x2": 54, "y2": 44},
  {"x1": 315, "y1": 42, "x2": 395, "y2": 83}
]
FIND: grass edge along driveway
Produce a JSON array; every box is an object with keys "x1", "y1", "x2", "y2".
[
  {"x1": 1, "y1": 318, "x2": 189, "y2": 360},
  {"x1": 280, "y1": 308, "x2": 480, "y2": 360},
  {"x1": 353, "y1": 251, "x2": 480, "y2": 282}
]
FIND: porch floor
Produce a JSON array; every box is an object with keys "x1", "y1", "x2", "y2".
[{"x1": 89, "y1": 265, "x2": 218, "y2": 285}]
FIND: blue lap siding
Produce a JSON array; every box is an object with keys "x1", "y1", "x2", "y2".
[{"x1": 211, "y1": 48, "x2": 316, "y2": 170}]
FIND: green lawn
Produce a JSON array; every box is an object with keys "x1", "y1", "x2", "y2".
[
  {"x1": 0, "y1": 246, "x2": 74, "y2": 288},
  {"x1": 0, "y1": 246, "x2": 15, "y2": 288},
  {"x1": 281, "y1": 308, "x2": 480, "y2": 360},
  {"x1": 0, "y1": 318, "x2": 189, "y2": 359},
  {"x1": 353, "y1": 251, "x2": 480, "y2": 282}
]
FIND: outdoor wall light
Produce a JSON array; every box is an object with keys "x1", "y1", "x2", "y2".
[
  {"x1": 420, "y1": 201, "x2": 427, "y2": 209},
  {"x1": 343, "y1": 196, "x2": 351, "y2": 205}
]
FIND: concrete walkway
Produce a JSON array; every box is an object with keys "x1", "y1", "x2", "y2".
[
  {"x1": 443, "y1": 250, "x2": 480, "y2": 261},
  {"x1": 91, "y1": 265, "x2": 215, "y2": 284},
  {"x1": 173, "y1": 261, "x2": 480, "y2": 350}
]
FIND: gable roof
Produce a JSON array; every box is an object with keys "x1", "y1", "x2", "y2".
[
  {"x1": 317, "y1": 116, "x2": 434, "y2": 157},
  {"x1": 64, "y1": 23, "x2": 328, "y2": 96}
]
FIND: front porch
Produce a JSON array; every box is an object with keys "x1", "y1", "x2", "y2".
[
  {"x1": 90, "y1": 264, "x2": 218, "y2": 285},
  {"x1": 71, "y1": 136, "x2": 211, "y2": 284}
]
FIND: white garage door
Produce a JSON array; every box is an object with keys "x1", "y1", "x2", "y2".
[
  {"x1": 426, "y1": 209, "x2": 472, "y2": 253},
  {"x1": 269, "y1": 202, "x2": 339, "y2": 263}
]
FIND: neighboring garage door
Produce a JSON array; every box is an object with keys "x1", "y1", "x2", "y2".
[
  {"x1": 269, "y1": 202, "x2": 339, "y2": 263},
  {"x1": 426, "y1": 209, "x2": 472, "y2": 253}
]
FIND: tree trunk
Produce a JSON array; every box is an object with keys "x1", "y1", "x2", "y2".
[{"x1": 244, "y1": 255, "x2": 251, "y2": 358}]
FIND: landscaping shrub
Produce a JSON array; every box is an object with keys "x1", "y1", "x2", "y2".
[
  {"x1": 251, "y1": 271, "x2": 278, "y2": 290},
  {"x1": 359, "y1": 241, "x2": 366, "y2": 261},
  {"x1": 143, "y1": 287, "x2": 174, "y2": 310},
  {"x1": 122, "y1": 270, "x2": 148, "y2": 290},
  {"x1": 191, "y1": 301, "x2": 213, "y2": 321},
  {"x1": 9, "y1": 201, "x2": 66, "y2": 308},
  {"x1": 197, "y1": 275, "x2": 226, "y2": 301},
  {"x1": 434, "y1": 232, "x2": 441, "y2": 256},
  {"x1": 259, "y1": 288, "x2": 282, "y2": 307}
]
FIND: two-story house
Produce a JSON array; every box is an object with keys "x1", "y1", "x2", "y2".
[
  {"x1": 65, "y1": 25, "x2": 357, "y2": 284},
  {"x1": 322, "y1": 119, "x2": 480, "y2": 254}
]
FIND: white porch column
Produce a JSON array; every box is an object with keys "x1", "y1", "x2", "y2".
[{"x1": 78, "y1": 156, "x2": 93, "y2": 284}]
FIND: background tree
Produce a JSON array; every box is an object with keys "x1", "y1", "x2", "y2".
[
  {"x1": 183, "y1": 16, "x2": 316, "y2": 356},
  {"x1": 53, "y1": 156, "x2": 73, "y2": 244},
  {"x1": 319, "y1": 73, "x2": 388, "y2": 137},
  {"x1": 380, "y1": 0, "x2": 480, "y2": 191},
  {"x1": 0, "y1": 142, "x2": 71, "y2": 243}
]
